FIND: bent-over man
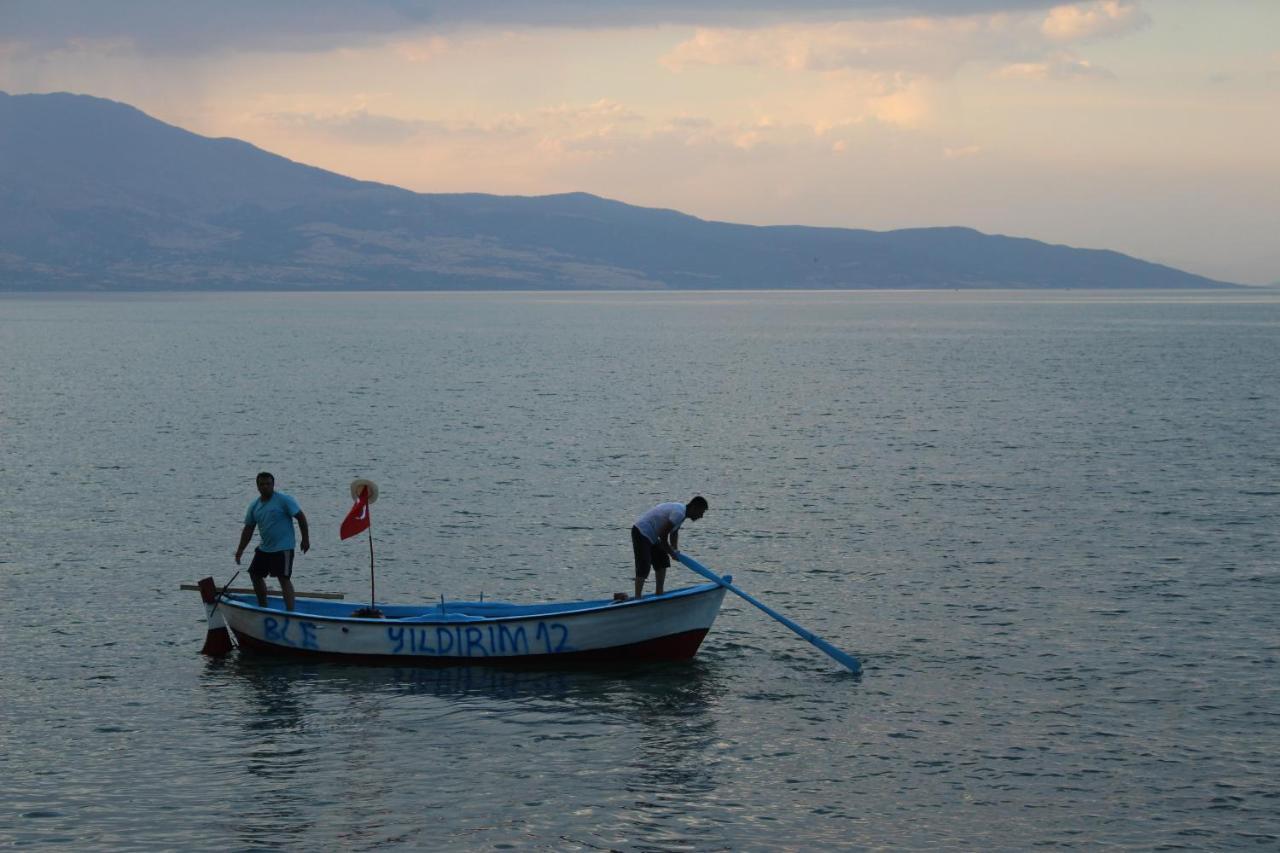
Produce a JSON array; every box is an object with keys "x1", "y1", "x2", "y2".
[{"x1": 630, "y1": 496, "x2": 708, "y2": 599}]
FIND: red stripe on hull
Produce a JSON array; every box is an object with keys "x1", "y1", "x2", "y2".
[
  {"x1": 231, "y1": 627, "x2": 711, "y2": 667},
  {"x1": 201, "y1": 626, "x2": 235, "y2": 656}
]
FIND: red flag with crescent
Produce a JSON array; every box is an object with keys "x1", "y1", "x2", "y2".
[{"x1": 340, "y1": 486, "x2": 371, "y2": 540}]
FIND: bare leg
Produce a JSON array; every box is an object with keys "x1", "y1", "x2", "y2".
[
  {"x1": 634, "y1": 575, "x2": 645, "y2": 599},
  {"x1": 251, "y1": 574, "x2": 268, "y2": 607},
  {"x1": 655, "y1": 567, "x2": 666, "y2": 596},
  {"x1": 280, "y1": 577, "x2": 296, "y2": 612}
]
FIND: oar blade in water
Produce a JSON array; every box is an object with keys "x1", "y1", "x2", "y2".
[{"x1": 677, "y1": 553, "x2": 861, "y2": 674}]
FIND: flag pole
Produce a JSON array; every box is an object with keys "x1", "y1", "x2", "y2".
[
  {"x1": 367, "y1": 502, "x2": 375, "y2": 610},
  {"x1": 343, "y1": 478, "x2": 381, "y2": 618}
]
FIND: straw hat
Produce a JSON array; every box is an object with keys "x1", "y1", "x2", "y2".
[{"x1": 350, "y1": 478, "x2": 380, "y2": 503}]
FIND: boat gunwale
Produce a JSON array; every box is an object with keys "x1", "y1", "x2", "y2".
[{"x1": 214, "y1": 581, "x2": 726, "y2": 627}]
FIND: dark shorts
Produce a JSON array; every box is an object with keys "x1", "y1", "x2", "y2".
[
  {"x1": 249, "y1": 548, "x2": 294, "y2": 580},
  {"x1": 631, "y1": 526, "x2": 670, "y2": 578}
]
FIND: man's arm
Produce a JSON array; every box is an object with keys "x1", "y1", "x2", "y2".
[
  {"x1": 235, "y1": 523, "x2": 255, "y2": 564},
  {"x1": 295, "y1": 511, "x2": 310, "y2": 554}
]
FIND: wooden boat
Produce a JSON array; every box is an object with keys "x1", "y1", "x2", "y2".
[{"x1": 194, "y1": 576, "x2": 728, "y2": 665}]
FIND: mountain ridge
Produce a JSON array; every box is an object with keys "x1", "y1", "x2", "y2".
[{"x1": 0, "y1": 90, "x2": 1239, "y2": 290}]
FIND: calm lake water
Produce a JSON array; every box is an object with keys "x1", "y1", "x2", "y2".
[{"x1": 1, "y1": 291, "x2": 1278, "y2": 850}]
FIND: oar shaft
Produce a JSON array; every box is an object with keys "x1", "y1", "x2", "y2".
[
  {"x1": 208, "y1": 570, "x2": 241, "y2": 619},
  {"x1": 180, "y1": 585, "x2": 345, "y2": 600},
  {"x1": 677, "y1": 553, "x2": 861, "y2": 674}
]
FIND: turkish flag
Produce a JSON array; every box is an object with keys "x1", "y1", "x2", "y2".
[{"x1": 340, "y1": 486, "x2": 371, "y2": 540}]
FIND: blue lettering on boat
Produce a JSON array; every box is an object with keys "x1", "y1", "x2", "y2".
[
  {"x1": 263, "y1": 615, "x2": 318, "y2": 649},
  {"x1": 497, "y1": 624, "x2": 528, "y2": 654},
  {"x1": 263, "y1": 615, "x2": 294, "y2": 646},
  {"x1": 465, "y1": 627, "x2": 486, "y2": 657},
  {"x1": 380, "y1": 621, "x2": 571, "y2": 656},
  {"x1": 535, "y1": 622, "x2": 572, "y2": 654}
]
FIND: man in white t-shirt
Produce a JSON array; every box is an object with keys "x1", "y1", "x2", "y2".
[{"x1": 630, "y1": 496, "x2": 708, "y2": 598}]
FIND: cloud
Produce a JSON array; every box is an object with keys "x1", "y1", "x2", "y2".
[
  {"x1": 664, "y1": 115, "x2": 716, "y2": 131},
  {"x1": 256, "y1": 107, "x2": 529, "y2": 145},
  {"x1": 943, "y1": 145, "x2": 983, "y2": 159},
  {"x1": 535, "y1": 106, "x2": 943, "y2": 166},
  {"x1": 662, "y1": 18, "x2": 1030, "y2": 77},
  {"x1": 259, "y1": 109, "x2": 431, "y2": 144},
  {"x1": 0, "y1": 1, "x2": 1063, "y2": 55},
  {"x1": 996, "y1": 50, "x2": 1115, "y2": 80},
  {"x1": 389, "y1": 35, "x2": 454, "y2": 64},
  {"x1": 539, "y1": 99, "x2": 644, "y2": 125},
  {"x1": 0, "y1": 1, "x2": 408, "y2": 55},
  {"x1": 251, "y1": 97, "x2": 647, "y2": 150},
  {"x1": 529, "y1": 101, "x2": 650, "y2": 160},
  {"x1": 662, "y1": 4, "x2": 1143, "y2": 82},
  {"x1": 536, "y1": 111, "x2": 793, "y2": 160},
  {"x1": 1041, "y1": 1, "x2": 1148, "y2": 42}
]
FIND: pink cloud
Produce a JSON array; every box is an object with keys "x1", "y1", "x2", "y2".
[{"x1": 1041, "y1": 1, "x2": 1149, "y2": 43}]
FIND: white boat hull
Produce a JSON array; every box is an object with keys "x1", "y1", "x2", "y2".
[{"x1": 206, "y1": 583, "x2": 728, "y2": 666}]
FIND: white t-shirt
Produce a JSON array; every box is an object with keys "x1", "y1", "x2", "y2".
[{"x1": 634, "y1": 502, "x2": 687, "y2": 544}]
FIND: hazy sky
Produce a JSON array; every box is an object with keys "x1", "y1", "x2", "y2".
[{"x1": 2, "y1": 0, "x2": 1277, "y2": 283}]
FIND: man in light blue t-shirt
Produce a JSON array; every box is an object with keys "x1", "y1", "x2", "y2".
[{"x1": 235, "y1": 472, "x2": 310, "y2": 611}]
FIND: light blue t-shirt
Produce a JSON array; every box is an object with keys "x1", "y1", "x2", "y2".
[{"x1": 244, "y1": 492, "x2": 302, "y2": 552}]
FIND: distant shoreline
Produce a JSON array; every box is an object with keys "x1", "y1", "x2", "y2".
[
  {"x1": 2, "y1": 92, "x2": 1245, "y2": 293},
  {"x1": 3, "y1": 287, "x2": 1275, "y2": 300}
]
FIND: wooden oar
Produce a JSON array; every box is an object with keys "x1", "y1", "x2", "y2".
[
  {"x1": 180, "y1": 584, "x2": 346, "y2": 600},
  {"x1": 676, "y1": 552, "x2": 862, "y2": 674}
]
